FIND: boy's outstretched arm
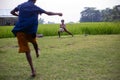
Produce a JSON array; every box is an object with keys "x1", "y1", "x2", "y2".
[{"x1": 44, "y1": 11, "x2": 62, "y2": 16}]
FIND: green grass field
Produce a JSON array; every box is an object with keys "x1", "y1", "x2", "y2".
[
  {"x1": 0, "y1": 22, "x2": 120, "y2": 38},
  {"x1": 0, "y1": 35, "x2": 120, "y2": 80}
]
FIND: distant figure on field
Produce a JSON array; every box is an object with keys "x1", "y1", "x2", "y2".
[
  {"x1": 10, "y1": 0, "x2": 62, "y2": 77},
  {"x1": 58, "y1": 19, "x2": 73, "y2": 38}
]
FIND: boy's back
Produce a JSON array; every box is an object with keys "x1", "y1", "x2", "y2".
[{"x1": 12, "y1": 0, "x2": 46, "y2": 35}]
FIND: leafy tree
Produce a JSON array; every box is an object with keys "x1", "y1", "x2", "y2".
[
  {"x1": 80, "y1": 7, "x2": 101, "y2": 22},
  {"x1": 80, "y1": 5, "x2": 120, "y2": 22},
  {"x1": 38, "y1": 18, "x2": 44, "y2": 24},
  {"x1": 112, "y1": 5, "x2": 120, "y2": 21},
  {"x1": 47, "y1": 21, "x2": 55, "y2": 24},
  {"x1": 101, "y1": 8, "x2": 113, "y2": 21}
]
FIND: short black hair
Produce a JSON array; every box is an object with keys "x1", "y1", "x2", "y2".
[
  {"x1": 61, "y1": 19, "x2": 64, "y2": 22},
  {"x1": 28, "y1": 0, "x2": 34, "y2": 1}
]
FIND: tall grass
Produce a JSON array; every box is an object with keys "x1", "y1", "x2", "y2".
[
  {"x1": 0, "y1": 26, "x2": 14, "y2": 38},
  {"x1": 38, "y1": 22, "x2": 120, "y2": 36},
  {"x1": 67, "y1": 22, "x2": 120, "y2": 35},
  {"x1": 37, "y1": 24, "x2": 59, "y2": 36},
  {"x1": 0, "y1": 22, "x2": 120, "y2": 38}
]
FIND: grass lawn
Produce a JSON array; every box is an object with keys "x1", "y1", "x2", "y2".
[{"x1": 0, "y1": 35, "x2": 120, "y2": 80}]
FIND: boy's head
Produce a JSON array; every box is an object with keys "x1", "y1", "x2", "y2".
[
  {"x1": 61, "y1": 19, "x2": 64, "y2": 23},
  {"x1": 29, "y1": 0, "x2": 36, "y2": 3}
]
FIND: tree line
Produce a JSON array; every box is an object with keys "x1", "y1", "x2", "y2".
[{"x1": 80, "y1": 5, "x2": 120, "y2": 22}]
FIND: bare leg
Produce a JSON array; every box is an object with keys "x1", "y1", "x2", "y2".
[
  {"x1": 58, "y1": 31, "x2": 61, "y2": 38},
  {"x1": 32, "y1": 42, "x2": 40, "y2": 58},
  {"x1": 25, "y1": 52, "x2": 36, "y2": 77},
  {"x1": 64, "y1": 28, "x2": 73, "y2": 37}
]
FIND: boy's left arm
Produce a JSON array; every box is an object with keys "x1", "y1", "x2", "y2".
[
  {"x1": 10, "y1": 6, "x2": 19, "y2": 16},
  {"x1": 10, "y1": 9, "x2": 19, "y2": 16}
]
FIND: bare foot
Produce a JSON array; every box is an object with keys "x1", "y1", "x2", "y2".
[
  {"x1": 31, "y1": 71, "x2": 36, "y2": 77},
  {"x1": 36, "y1": 49, "x2": 40, "y2": 58}
]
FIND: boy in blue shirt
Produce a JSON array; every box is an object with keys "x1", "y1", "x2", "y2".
[{"x1": 11, "y1": 0, "x2": 62, "y2": 77}]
